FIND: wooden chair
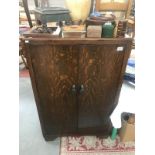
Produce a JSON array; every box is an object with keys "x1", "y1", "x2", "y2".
[
  {"x1": 19, "y1": 37, "x2": 28, "y2": 68},
  {"x1": 95, "y1": 0, "x2": 133, "y2": 19},
  {"x1": 21, "y1": 0, "x2": 33, "y2": 27},
  {"x1": 95, "y1": 0, "x2": 135, "y2": 48}
]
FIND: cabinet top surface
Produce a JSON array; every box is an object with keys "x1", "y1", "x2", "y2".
[{"x1": 23, "y1": 38, "x2": 132, "y2": 45}]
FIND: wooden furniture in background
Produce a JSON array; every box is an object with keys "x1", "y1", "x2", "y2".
[
  {"x1": 19, "y1": 38, "x2": 28, "y2": 68},
  {"x1": 24, "y1": 38, "x2": 132, "y2": 141},
  {"x1": 95, "y1": 0, "x2": 135, "y2": 47},
  {"x1": 95, "y1": 0, "x2": 133, "y2": 19},
  {"x1": 126, "y1": 16, "x2": 135, "y2": 48},
  {"x1": 21, "y1": 0, "x2": 33, "y2": 27},
  {"x1": 127, "y1": 17, "x2": 135, "y2": 38},
  {"x1": 20, "y1": 0, "x2": 71, "y2": 26}
]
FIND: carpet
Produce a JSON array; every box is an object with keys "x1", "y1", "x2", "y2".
[
  {"x1": 60, "y1": 136, "x2": 134, "y2": 155},
  {"x1": 19, "y1": 68, "x2": 29, "y2": 78}
]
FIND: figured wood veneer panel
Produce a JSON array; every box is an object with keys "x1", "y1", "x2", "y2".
[
  {"x1": 78, "y1": 45, "x2": 125, "y2": 128},
  {"x1": 29, "y1": 45, "x2": 79, "y2": 134},
  {"x1": 25, "y1": 38, "x2": 132, "y2": 139}
]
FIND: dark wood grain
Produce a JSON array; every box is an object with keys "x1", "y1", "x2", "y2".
[
  {"x1": 28, "y1": 44, "x2": 79, "y2": 136},
  {"x1": 78, "y1": 45, "x2": 125, "y2": 129},
  {"x1": 24, "y1": 38, "x2": 132, "y2": 140}
]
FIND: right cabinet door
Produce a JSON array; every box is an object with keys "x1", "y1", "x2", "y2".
[{"x1": 78, "y1": 44, "x2": 126, "y2": 131}]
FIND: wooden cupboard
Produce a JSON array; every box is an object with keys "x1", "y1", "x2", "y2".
[{"x1": 24, "y1": 38, "x2": 132, "y2": 141}]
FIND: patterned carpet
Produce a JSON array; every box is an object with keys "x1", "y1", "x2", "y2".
[
  {"x1": 19, "y1": 67, "x2": 29, "y2": 77},
  {"x1": 60, "y1": 136, "x2": 135, "y2": 155}
]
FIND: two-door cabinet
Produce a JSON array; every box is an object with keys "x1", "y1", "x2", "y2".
[{"x1": 24, "y1": 38, "x2": 132, "y2": 141}]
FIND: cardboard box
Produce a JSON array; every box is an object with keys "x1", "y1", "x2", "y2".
[
  {"x1": 62, "y1": 25, "x2": 86, "y2": 38},
  {"x1": 119, "y1": 112, "x2": 135, "y2": 142},
  {"x1": 87, "y1": 25, "x2": 102, "y2": 38}
]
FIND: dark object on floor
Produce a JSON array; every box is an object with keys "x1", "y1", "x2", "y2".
[
  {"x1": 124, "y1": 73, "x2": 135, "y2": 83},
  {"x1": 24, "y1": 38, "x2": 132, "y2": 141},
  {"x1": 119, "y1": 112, "x2": 135, "y2": 142}
]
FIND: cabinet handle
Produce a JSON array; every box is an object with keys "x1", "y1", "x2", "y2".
[
  {"x1": 72, "y1": 84, "x2": 76, "y2": 93},
  {"x1": 80, "y1": 85, "x2": 84, "y2": 93}
]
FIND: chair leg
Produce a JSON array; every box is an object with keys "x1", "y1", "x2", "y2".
[
  {"x1": 21, "y1": 55, "x2": 28, "y2": 69},
  {"x1": 22, "y1": 0, "x2": 33, "y2": 28}
]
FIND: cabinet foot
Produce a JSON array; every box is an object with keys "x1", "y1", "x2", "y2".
[{"x1": 43, "y1": 134, "x2": 58, "y2": 141}]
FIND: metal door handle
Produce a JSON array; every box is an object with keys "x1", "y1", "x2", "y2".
[
  {"x1": 72, "y1": 84, "x2": 76, "y2": 93},
  {"x1": 80, "y1": 85, "x2": 84, "y2": 93}
]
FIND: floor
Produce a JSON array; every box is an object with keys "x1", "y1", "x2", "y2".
[
  {"x1": 19, "y1": 65, "x2": 60, "y2": 155},
  {"x1": 19, "y1": 65, "x2": 135, "y2": 155}
]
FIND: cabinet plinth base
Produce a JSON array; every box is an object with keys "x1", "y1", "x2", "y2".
[{"x1": 43, "y1": 119, "x2": 113, "y2": 141}]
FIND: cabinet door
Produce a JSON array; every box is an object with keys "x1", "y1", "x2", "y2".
[
  {"x1": 78, "y1": 44, "x2": 125, "y2": 130},
  {"x1": 28, "y1": 44, "x2": 79, "y2": 135}
]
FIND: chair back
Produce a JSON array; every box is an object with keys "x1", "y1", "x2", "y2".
[{"x1": 95, "y1": 0, "x2": 133, "y2": 18}]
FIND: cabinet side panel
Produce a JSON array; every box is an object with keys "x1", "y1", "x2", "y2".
[{"x1": 24, "y1": 43, "x2": 47, "y2": 137}]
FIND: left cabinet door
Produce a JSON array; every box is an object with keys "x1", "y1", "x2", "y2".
[{"x1": 27, "y1": 43, "x2": 79, "y2": 139}]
